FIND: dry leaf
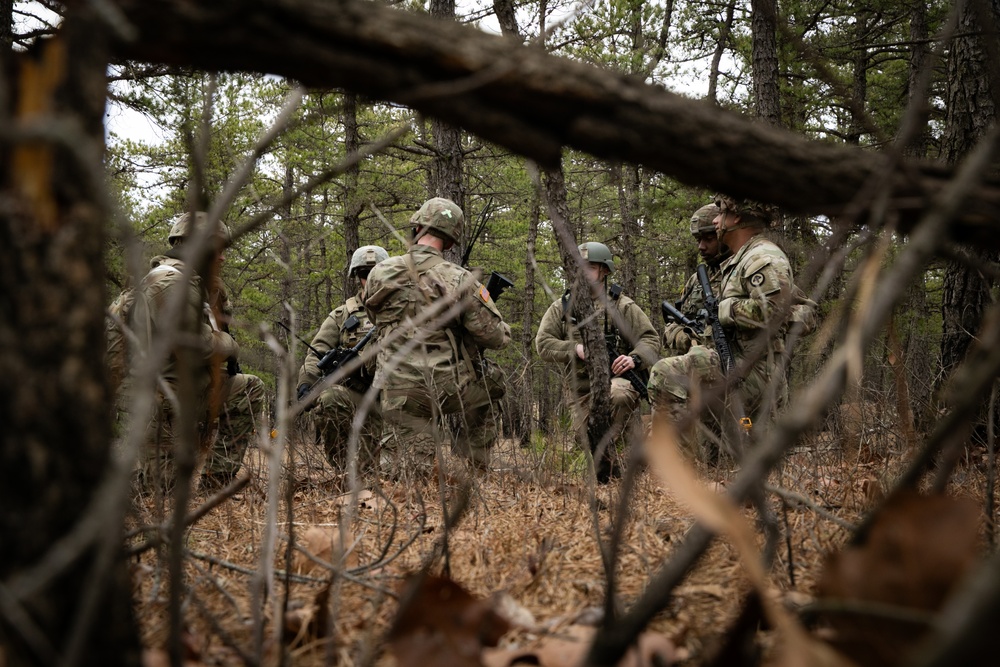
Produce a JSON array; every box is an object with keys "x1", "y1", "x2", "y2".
[
  {"x1": 389, "y1": 574, "x2": 511, "y2": 667},
  {"x1": 292, "y1": 525, "x2": 357, "y2": 574},
  {"x1": 815, "y1": 491, "x2": 979, "y2": 667}
]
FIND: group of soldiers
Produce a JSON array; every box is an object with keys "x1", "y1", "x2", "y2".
[{"x1": 114, "y1": 193, "x2": 813, "y2": 493}]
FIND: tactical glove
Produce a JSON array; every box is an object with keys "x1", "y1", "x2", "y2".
[{"x1": 297, "y1": 383, "x2": 312, "y2": 401}]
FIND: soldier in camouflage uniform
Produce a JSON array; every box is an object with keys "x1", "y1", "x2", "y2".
[
  {"x1": 296, "y1": 245, "x2": 387, "y2": 472},
  {"x1": 535, "y1": 242, "x2": 659, "y2": 481},
  {"x1": 649, "y1": 196, "x2": 813, "y2": 456},
  {"x1": 662, "y1": 203, "x2": 729, "y2": 356},
  {"x1": 364, "y1": 198, "x2": 511, "y2": 479},
  {"x1": 132, "y1": 212, "x2": 265, "y2": 492}
]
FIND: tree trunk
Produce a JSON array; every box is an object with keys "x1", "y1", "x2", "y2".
[
  {"x1": 708, "y1": 0, "x2": 736, "y2": 104},
  {"x1": 902, "y1": 0, "x2": 930, "y2": 157},
  {"x1": 429, "y1": 0, "x2": 466, "y2": 263},
  {"x1": 520, "y1": 194, "x2": 541, "y2": 444},
  {"x1": 343, "y1": 91, "x2": 362, "y2": 296},
  {"x1": 615, "y1": 163, "x2": 640, "y2": 296},
  {"x1": 846, "y1": 9, "x2": 870, "y2": 144},
  {"x1": 938, "y1": 0, "x2": 1000, "y2": 390},
  {"x1": 542, "y1": 166, "x2": 613, "y2": 456},
  {"x1": 0, "y1": 9, "x2": 140, "y2": 666},
  {"x1": 751, "y1": 0, "x2": 781, "y2": 125}
]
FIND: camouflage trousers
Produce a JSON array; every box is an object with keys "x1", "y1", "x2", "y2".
[
  {"x1": 648, "y1": 345, "x2": 787, "y2": 460},
  {"x1": 313, "y1": 384, "x2": 382, "y2": 471},
  {"x1": 137, "y1": 372, "x2": 266, "y2": 492},
  {"x1": 648, "y1": 345, "x2": 721, "y2": 461},
  {"x1": 380, "y1": 377, "x2": 502, "y2": 480},
  {"x1": 569, "y1": 377, "x2": 641, "y2": 450}
]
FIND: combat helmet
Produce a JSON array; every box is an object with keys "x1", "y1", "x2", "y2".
[
  {"x1": 713, "y1": 194, "x2": 774, "y2": 229},
  {"x1": 410, "y1": 197, "x2": 464, "y2": 244},
  {"x1": 168, "y1": 211, "x2": 232, "y2": 247},
  {"x1": 349, "y1": 245, "x2": 389, "y2": 275},
  {"x1": 689, "y1": 203, "x2": 721, "y2": 236},
  {"x1": 578, "y1": 242, "x2": 615, "y2": 274}
]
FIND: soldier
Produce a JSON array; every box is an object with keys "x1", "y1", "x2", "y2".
[
  {"x1": 662, "y1": 203, "x2": 728, "y2": 356},
  {"x1": 132, "y1": 211, "x2": 265, "y2": 492},
  {"x1": 296, "y1": 245, "x2": 388, "y2": 472},
  {"x1": 649, "y1": 195, "x2": 812, "y2": 455},
  {"x1": 535, "y1": 242, "x2": 659, "y2": 482},
  {"x1": 364, "y1": 198, "x2": 510, "y2": 479}
]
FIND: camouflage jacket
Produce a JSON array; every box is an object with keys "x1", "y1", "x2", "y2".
[
  {"x1": 716, "y1": 235, "x2": 795, "y2": 360},
  {"x1": 363, "y1": 245, "x2": 510, "y2": 392},
  {"x1": 536, "y1": 287, "x2": 659, "y2": 396},
  {"x1": 132, "y1": 255, "x2": 238, "y2": 386},
  {"x1": 297, "y1": 292, "x2": 375, "y2": 393}
]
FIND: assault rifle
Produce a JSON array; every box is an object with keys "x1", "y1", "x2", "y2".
[
  {"x1": 697, "y1": 264, "x2": 752, "y2": 433},
  {"x1": 605, "y1": 332, "x2": 649, "y2": 402},
  {"x1": 661, "y1": 300, "x2": 704, "y2": 337},
  {"x1": 282, "y1": 321, "x2": 377, "y2": 401}
]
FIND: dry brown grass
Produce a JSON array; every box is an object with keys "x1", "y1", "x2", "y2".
[{"x1": 128, "y1": 420, "x2": 997, "y2": 666}]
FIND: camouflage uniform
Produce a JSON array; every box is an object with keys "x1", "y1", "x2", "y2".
[
  {"x1": 297, "y1": 292, "x2": 381, "y2": 470},
  {"x1": 364, "y1": 201, "x2": 510, "y2": 478},
  {"x1": 132, "y1": 254, "x2": 265, "y2": 492},
  {"x1": 535, "y1": 287, "x2": 659, "y2": 448},
  {"x1": 662, "y1": 203, "x2": 728, "y2": 356},
  {"x1": 650, "y1": 197, "x2": 806, "y2": 457}
]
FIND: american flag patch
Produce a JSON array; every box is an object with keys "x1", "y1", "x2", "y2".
[{"x1": 478, "y1": 284, "x2": 492, "y2": 304}]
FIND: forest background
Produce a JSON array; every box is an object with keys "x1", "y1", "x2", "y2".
[
  {"x1": 101, "y1": 0, "x2": 955, "y2": 441},
  {"x1": 3, "y1": 0, "x2": 1000, "y2": 664}
]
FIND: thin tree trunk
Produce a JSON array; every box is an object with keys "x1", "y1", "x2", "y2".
[
  {"x1": 521, "y1": 195, "x2": 541, "y2": 444},
  {"x1": 343, "y1": 91, "x2": 362, "y2": 296},
  {"x1": 615, "y1": 163, "x2": 640, "y2": 296},
  {"x1": 751, "y1": 0, "x2": 781, "y2": 125},
  {"x1": 429, "y1": 0, "x2": 466, "y2": 263},
  {"x1": 708, "y1": 0, "x2": 736, "y2": 104},
  {"x1": 542, "y1": 166, "x2": 612, "y2": 455}
]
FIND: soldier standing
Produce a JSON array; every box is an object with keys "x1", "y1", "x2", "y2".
[
  {"x1": 296, "y1": 245, "x2": 388, "y2": 472},
  {"x1": 132, "y1": 212, "x2": 265, "y2": 492},
  {"x1": 535, "y1": 242, "x2": 659, "y2": 482},
  {"x1": 364, "y1": 198, "x2": 510, "y2": 479}
]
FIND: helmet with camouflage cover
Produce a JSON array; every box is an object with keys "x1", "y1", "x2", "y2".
[
  {"x1": 713, "y1": 194, "x2": 774, "y2": 229},
  {"x1": 690, "y1": 203, "x2": 721, "y2": 236},
  {"x1": 578, "y1": 241, "x2": 615, "y2": 274},
  {"x1": 168, "y1": 211, "x2": 233, "y2": 247},
  {"x1": 349, "y1": 245, "x2": 389, "y2": 275},
  {"x1": 410, "y1": 197, "x2": 464, "y2": 244}
]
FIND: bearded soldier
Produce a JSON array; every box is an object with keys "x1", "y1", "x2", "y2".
[
  {"x1": 662, "y1": 203, "x2": 729, "y2": 356},
  {"x1": 649, "y1": 195, "x2": 813, "y2": 454},
  {"x1": 535, "y1": 242, "x2": 659, "y2": 482},
  {"x1": 132, "y1": 212, "x2": 265, "y2": 492},
  {"x1": 364, "y1": 198, "x2": 510, "y2": 478},
  {"x1": 296, "y1": 245, "x2": 387, "y2": 472}
]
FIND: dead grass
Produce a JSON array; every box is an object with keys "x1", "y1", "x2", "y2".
[{"x1": 127, "y1": 423, "x2": 997, "y2": 666}]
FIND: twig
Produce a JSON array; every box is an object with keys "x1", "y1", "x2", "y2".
[{"x1": 765, "y1": 484, "x2": 855, "y2": 530}]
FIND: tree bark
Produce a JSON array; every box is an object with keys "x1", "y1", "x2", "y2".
[
  {"x1": 751, "y1": 0, "x2": 781, "y2": 126},
  {"x1": 343, "y1": 91, "x2": 362, "y2": 297},
  {"x1": 0, "y1": 7, "x2": 140, "y2": 665},
  {"x1": 615, "y1": 163, "x2": 640, "y2": 296},
  {"x1": 938, "y1": 0, "x2": 1000, "y2": 387}
]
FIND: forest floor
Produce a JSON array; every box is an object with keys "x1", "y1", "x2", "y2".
[{"x1": 127, "y1": 421, "x2": 991, "y2": 667}]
